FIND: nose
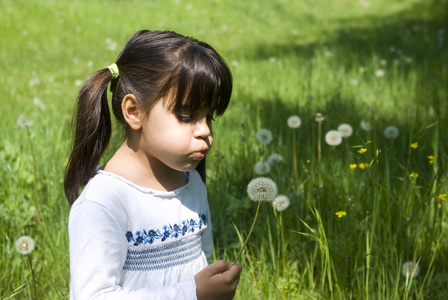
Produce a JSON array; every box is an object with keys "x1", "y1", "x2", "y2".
[{"x1": 194, "y1": 117, "x2": 212, "y2": 139}]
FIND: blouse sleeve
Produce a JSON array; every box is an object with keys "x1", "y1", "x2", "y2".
[{"x1": 69, "y1": 199, "x2": 198, "y2": 300}]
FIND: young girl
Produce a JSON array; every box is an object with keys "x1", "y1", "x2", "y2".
[{"x1": 64, "y1": 30, "x2": 242, "y2": 299}]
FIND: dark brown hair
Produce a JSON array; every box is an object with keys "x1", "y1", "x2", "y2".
[{"x1": 64, "y1": 30, "x2": 232, "y2": 205}]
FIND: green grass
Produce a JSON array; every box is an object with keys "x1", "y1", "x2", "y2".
[{"x1": 1, "y1": 0, "x2": 447, "y2": 298}]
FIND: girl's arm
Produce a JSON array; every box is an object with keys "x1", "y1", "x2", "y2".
[{"x1": 69, "y1": 199, "x2": 198, "y2": 299}]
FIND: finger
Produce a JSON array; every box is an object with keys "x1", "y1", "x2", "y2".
[
  {"x1": 208, "y1": 260, "x2": 231, "y2": 275},
  {"x1": 224, "y1": 264, "x2": 242, "y2": 278}
]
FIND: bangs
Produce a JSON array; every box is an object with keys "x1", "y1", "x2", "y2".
[{"x1": 162, "y1": 44, "x2": 232, "y2": 116}]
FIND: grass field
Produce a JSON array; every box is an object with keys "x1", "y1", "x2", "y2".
[{"x1": 1, "y1": 0, "x2": 447, "y2": 298}]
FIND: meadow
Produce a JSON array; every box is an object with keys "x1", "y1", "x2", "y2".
[{"x1": 1, "y1": 0, "x2": 447, "y2": 298}]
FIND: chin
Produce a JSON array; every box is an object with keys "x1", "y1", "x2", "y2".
[{"x1": 176, "y1": 163, "x2": 199, "y2": 173}]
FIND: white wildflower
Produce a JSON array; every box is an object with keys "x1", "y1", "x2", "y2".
[
  {"x1": 401, "y1": 261, "x2": 420, "y2": 278},
  {"x1": 267, "y1": 153, "x2": 283, "y2": 166},
  {"x1": 325, "y1": 130, "x2": 343, "y2": 146},
  {"x1": 272, "y1": 195, "x2": 290, "y2": 211},
  {"x1": 360, "y1": 120, "x2": 373, "y2": 131},
  {"x1": 32, "y1": 97, "x2": 46, "y2": 110},
  {"x1": 17, "y1": 115, "x2": 34, "y2": 128},
  {"x1": 375, "y1": 69, "x2": 385, "y2": 77},
  {"x1": 315, "y1": 113, "x2": 325, "y2": 122},
  {"x1": 255, "y1": 128, "x2": 273, "y2": 145},
  {"x1": 337, "y1": 123, "x2": 353, "y2": 138},
  {"x1": 254, "y1": 161, "x2": 271, "y2": 175},
  {"x1": 247, "y1": 177, "x2": 278, "y2": 202},
  {"x1": 15, "y1": 236, "x2": 35, "y2": 255},
  {"x1": 384, "y1": 126, "x2": 399, "y2": 139},
  {"x1": 287, "y1": 115, "x2": 301, "y2": 129},
  {"x1": 350, "y1": 78, "x2": 359, "y2": 85},
  {"x1": 28, "y1": 73, "x2": 40, "y2": 87},
  {"x1": 105, "y1": 38, "x2": 117, "y2": 51}
]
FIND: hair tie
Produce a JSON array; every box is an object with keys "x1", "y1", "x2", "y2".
[{"x1": 107, "y1": 63, "x2": 119, "y2": 79}]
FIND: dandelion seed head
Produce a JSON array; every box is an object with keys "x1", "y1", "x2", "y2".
[
  {"x1": 17, "y1": 115, "x2": 34, "y2": 128},
  {"x1": 350, "y1": 78, "x2": 359, "y2": 85},
  {"x1": 384, "y1": 126, "x2": 399, "y2": 139},
  {"x1": 254, "y1": 161, "x2": 271, "y2": 175},
  {"x1": 325, "y1": 130, "x2": 343, "y2": 146},
  {"x1": 287, "y1": 115, "x2": 302, "y2": 129},
  {"x1": 272, "y1": 195, "x2": 290, "y2": 211},
  {"x1": 247, "y1": 177, "x2": 278, "y2": 202},
  {"x1": 401, "y1": 261, "x2": 420, "y2": 278},
  {"x1": 105, "y1": 38, "x2": 117, "y2": 51},
  {"x1": 32, "y1": 97, "x2": 46, "y2": 110},
  {"x1": 255, "y1": 128, "x2": 273, "y2": 144},
  {"x1": 375, "y1": 69, "x2": 385, "y2": 77},
  {"x1": 75, "y1": 79, "x2": 83, "y2": 87},
  {"x1": 360, "y1": 120, "x2": 373, "y2": 131},
  {"x1": 337, "y1": 123, "x2": 353, "y2": 138},
  {"x1": 15, "y1": 236, "x2": 35, "y2": 255},
  {"x1": 267, "y1": 153, "x2": 283, "y2": 166},
  {"x1": 315, "y1": 113, "x2": 325, "y2": 122},
  {"x1": 28, "y1": 73, "x2": 40, "y2": 87}
]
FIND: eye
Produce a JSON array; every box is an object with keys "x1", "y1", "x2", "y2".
[{"x1": 176, "y1": 115, "x2": 193, "y2": 123}]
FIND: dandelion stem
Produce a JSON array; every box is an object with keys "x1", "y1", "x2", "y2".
[
  {"x1": 317, "y1": 121, "x2": 322, "y2": 186},
  {"x1": 27, "y1": 254, "x2": 39, "y2": 300},
  {"x1": 233, "y1": 201, "x2": 262, "y2": 264},
  {"x1": 25, "y1": 126, "x2": 41, "y2": 224},
  {"x1": 292, "y1": 130, "x2": 299, "y2": 189}
]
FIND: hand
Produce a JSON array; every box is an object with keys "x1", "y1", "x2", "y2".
[{"x1": 195, "y1": 260, "x2": 242, "y2": 300}]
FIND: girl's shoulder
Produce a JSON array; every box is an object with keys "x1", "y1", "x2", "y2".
[{"x1": 71, "y1": 171, "x2": 132, "y2": 209}]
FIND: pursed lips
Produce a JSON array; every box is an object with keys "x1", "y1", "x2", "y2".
[{"x1": 192, "y1": 148, "x2": 209, "y2": 159}]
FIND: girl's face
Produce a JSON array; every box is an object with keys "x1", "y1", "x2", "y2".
[{"x1": 138, "y1": 98, "x2": 214, "y2": 173}]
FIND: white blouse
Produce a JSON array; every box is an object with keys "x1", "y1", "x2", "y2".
[{"x1": 69, "y1": 169, "x2": 212, "y2": 299}]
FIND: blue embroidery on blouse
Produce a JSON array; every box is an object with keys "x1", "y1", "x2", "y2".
[
  {"x1": 126, "y1": 213, "x2": 207, "y2": 246},
  {"x1": 123, "y1": 233, "x2": 203, "y2": 271}
]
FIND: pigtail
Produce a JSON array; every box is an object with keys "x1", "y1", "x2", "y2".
[{"x1": 64, "y1": 69, "x2": 113, "y2": 205}]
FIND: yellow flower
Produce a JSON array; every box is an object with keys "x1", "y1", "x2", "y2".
[
  {"x1": 428, "y1": 155, "x2": 437, "y2": 164},
  {"x1": 411, "y1": 142, "x2": 419, "y2": 149},
  {"x1": 307, "y1": 159, "x2": 311, "y2": 164},
  {"x1": 437, "y1": 194, "x2": 446, "y2": 202},
  {"x1": 359, "y1": 163, "x2": 368, "y2": 170},
  {"x1": 335, "y1": 211, "x2": 347, "y2": 218},
  {"x1": 350, "y1": 164, "x2": 357, "y2": 170},
  {"x1": 410, "y1": 172, "x2": 419, "y2": 179},
  {"x1": 358, "y1": 148, "x2": 367, "y2": 154}
]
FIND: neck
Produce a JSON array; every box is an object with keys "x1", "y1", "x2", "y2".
[{"x1": 103, "y1": 140, "x2": 187, "y2": 191}]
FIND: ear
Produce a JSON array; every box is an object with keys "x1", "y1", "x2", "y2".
[{"x1": 121, "y1": 94, "x2": 142, "y2": 130}]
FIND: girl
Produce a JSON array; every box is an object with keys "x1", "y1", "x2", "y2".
[{"x1": 64, "y1": 30, "x2": 242, "y2": 299}]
